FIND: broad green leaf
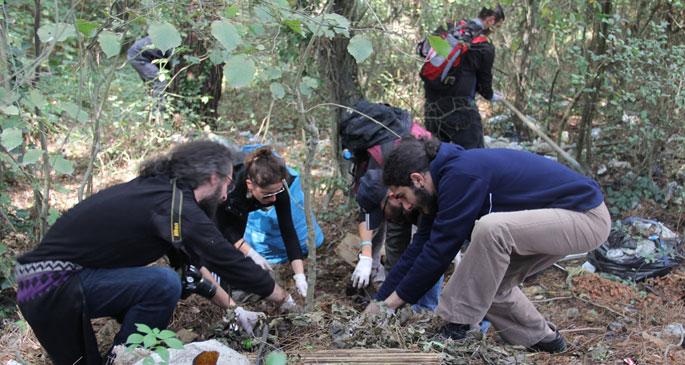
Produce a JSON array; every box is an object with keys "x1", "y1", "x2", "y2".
[
  {"x1": 427, "y1": 35, "x2": 451, "y2": 58},
  {"x1": 47, "y1": 207, "x2": 60, "y2": 225},
  {"x1": 347, "y1": 34, "x2": 373, "y2": 63},
  {"x1": 152, "y1": 328, "x2": 160, "y2": 335},
  {"x1": 75, "y1": 19, "x2": 98, "y2": 37},
  {"x1": 61, "y1": 102, "x2": 89, "y2": 123},
  {"x1": 265, "y1": 351, "x2": 287, "y2": 365},
  {"x1": 148, "y1": 22, "x2": 181, "y2": 53},
  {"x1": 211, "y1": 20, "x2": 241, "y2": 52},
  {"x1": 22, "y1": 149, "x2": 42, "y2": 165},
  {"x1": 98, "y1": 31, "x2": 121, "y2": 58},
  {"x1": 143, "y1": 333, "x2": 156, "y2": 348},
  {"x1": 163, "y1": 337, "x2": 184, "y2": 349},
  {"x1": 0, "y1": 105, "x2": 19, "y2": 115},
  {"x1": 0, "y1": 243, "x2": 6, "y2": 255},
  {"x1": 208, "y1": 48, "x2": 225, "y2": 65},
  {"x1": 155, "y1": 347, "x2": 170, "y2": 362},
  {"x1": 183, "y1": 55, "x2": 201, "y2": 64},
  {"x1": 126, "y1": 333, "x2": 145, "y2": 345},
  {"x1": 37, "y1": 23, "x2": 75, "y2": 42},
  {"x1": 135, "y1": 323, "x2": 154, "y2": 334},
  {"x1": 270, "y1": 82, "x2": 285, "y2": 99},
  {"x1": 142, "y1": 357, "x2": 154, "y2": 365},
  {"x1": 225, "y1": 5, "x2": 238, "y2": 18},
  {"x1": 1, "y1": 128, "x2": 22, "y2": 150},
  {"x1": 157, "y1": 330, "x2": 176, "y2": 339},
  {"x1": 284, "y1": 19, "x2": 303, "y2": 35},
  {"x1": 50, "y1": 155, "x2": 74, "y2": 175},
  {"x1": 299, "y1": 76, "x2": 319, "y2": 97},
  {"x1": 28, "y1": 90, "x2": 47, "y2": 110},
  {"x1": 264, "y1": 67, "x2": 282, "y2": 80},
  {"x1": 254, "y1": 5, "x2": 276, "y2": 23},
  {"x1": 225, "y1": 55, "x2": 255, "y2": 88}
]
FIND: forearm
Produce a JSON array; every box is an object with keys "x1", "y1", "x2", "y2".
[
  {"x1": 233, "y1": 238, "x2": 251, "y2": 255},
  {"x1": 384, "y1": 291, "x2": 406, "y2": 310},
  {"x1": 357, "y1": 222, "x2": 374, "y2": 257},
  {"x1": 199, "y1": 267, "x2": 236, "y2": 309},
  {"x1": 265, "y1": 283, "x2": 288, "y2": 305},
  {"x1": 291, "y1": 259, "x2": 304, "y2": 275}
]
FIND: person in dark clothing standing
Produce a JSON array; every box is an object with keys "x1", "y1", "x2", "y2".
[
  {"x1": 127, "y1": 36, "x2": 172, "y2": 99},
  {"x1": 364, "y1": 136, "x2": 611, "y2": 353},
  {"x1": 15, "y1": 141, "x2": 291, "y2": 365},
  {"x1": 215, "y1": 146, "x2": 309, "y2": 298},
  {"x1": 422, "y1": 5, "x2": 505, "y2": 149}
]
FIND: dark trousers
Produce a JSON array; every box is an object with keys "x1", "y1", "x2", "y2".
[
  {"x1": 79, "y1": 266, "x2": 182, "y2": 349},
  {"x1": 424, "y1": 97, "x2": 484, "y2": 149}
]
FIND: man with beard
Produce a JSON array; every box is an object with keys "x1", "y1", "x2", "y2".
[
  {"x1": 365, "y1": 136, "x2": 610, "y2": 353},
  {"x1": 15, "y1": 140, "x2": 292, "y2": 365}
]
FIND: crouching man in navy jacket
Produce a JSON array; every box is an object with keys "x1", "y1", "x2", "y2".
[{"x1": 364, "y1": 136, "x2": 610, "y2": 353}]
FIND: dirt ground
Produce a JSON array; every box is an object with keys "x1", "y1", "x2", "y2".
[{"x1": 1, "y1": 136, "x2": 685, "y2": 364}]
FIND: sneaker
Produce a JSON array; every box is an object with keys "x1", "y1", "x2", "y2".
[
  {"x1": 528, "y1": 328, "x2": 567, "y2": 353},
  {"x1": 438, "y1": 322, "x2": 470, "y2": 341}
]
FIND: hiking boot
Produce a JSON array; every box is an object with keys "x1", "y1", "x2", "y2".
[
  {"x1": 528, "y1": 327, "x2": 567, "y2": 353},
  {"x1": 438, "y1": 323, "x2": 470, "y2": 341}
]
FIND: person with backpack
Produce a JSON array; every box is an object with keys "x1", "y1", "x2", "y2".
[
  {"x1": 214, "y1": 146, "x2": 312, "y2": 298},
  {"x1": 15, "y1": 141, "x2": 293, "y2": 365},
  {"x1": 127, "y1": 36, "x2": 173, "y2": 99},
  {"x1": 365, "y1": 136, "x2": 611, "y2": 352},
  {"x1": 418, "y1": 5, "x2": 505, "y2": 149}
]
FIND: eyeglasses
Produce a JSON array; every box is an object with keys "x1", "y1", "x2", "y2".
[{"x1": 261, "y1": 185, "x2": 285, "y2": 199}]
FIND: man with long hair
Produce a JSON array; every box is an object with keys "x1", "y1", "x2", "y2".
[
  {"x1": 366, "y1": 136, "x2": 611, "y2": 353},
  {"x1": 15, "y1": 140, "x2": 291, "y2": 365}
]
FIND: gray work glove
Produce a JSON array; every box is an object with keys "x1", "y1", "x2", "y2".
[
  {"x1": 234, "y1": 306, "x2": 265, "y2": 336},
  {"x1": 246, "y1": 248, "x2": 272, "y2": 271}
]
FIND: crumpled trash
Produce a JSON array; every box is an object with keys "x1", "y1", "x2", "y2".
[
  {"x1": 112, "y1": 340, "x2": 250, "y2": 365},
  {"x1": 587, "y1": 217, "x2": 682, "y2": 281}
]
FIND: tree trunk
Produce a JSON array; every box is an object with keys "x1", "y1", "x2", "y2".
[
  {"x1": 318, "y1": 0, "x2": 365, "y2": 177},
  {"x1": 512, "y1": 0, "x2": 537, "y2": 140},
  {"x1": 576, "y1": 0, "x2": 612, "y2": 166},
  {"x1": 170, "y1": 39, "x2": 223, "y2": 128}
]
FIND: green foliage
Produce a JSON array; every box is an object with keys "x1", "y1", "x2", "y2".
[
  {"x1": 98, "y1": 31, "x2": 122, "y2": 58},
  {"x1": 225, "y1": 55, "x2": 256, "y2": 88},
  {"x1": 126, "y1": 324, "x2": 184, "y2": 365},
  {"x1": 211, "y1": 20, "x2": 241, "y2": 52},
  {"x1": 427, "y1": 35, "x2": 450, "y2": 58},
  {"x1": 148, "y1": 22, "x2": 182, "y2": 53},
  {"x1": 347, "y1": 35, "x2": 373, "y2": 63},
  {"x1": 606, "y1": 174, "x2": 664, "y2": 215},
  {"x1": 265, "y1": 351, "x2": 287, "y2": 365}
]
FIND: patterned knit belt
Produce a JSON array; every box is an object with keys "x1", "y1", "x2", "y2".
[{"x1": 15, "y1": 260, "x2": 83, "y2": 303}]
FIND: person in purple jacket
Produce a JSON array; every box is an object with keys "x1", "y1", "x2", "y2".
[{"x1": 364, "y1": 136, "x2": 611, "y2": 353}]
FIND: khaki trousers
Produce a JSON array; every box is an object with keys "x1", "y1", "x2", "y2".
[{"x1": 436, "y1": 202, "x2": 611, "y2": 346}]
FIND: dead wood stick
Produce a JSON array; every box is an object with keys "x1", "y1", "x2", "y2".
[
  {"x1": 500, "y1": 99, "x2": 586, "y2": 174},
  {"x1": 532, "y1": 296, "x2": 573, "y2": 303},
  {"x1": 559, "y1": 327, "x2": 605, "y2": 333},
  {"x1": 573, "y1": 293, "x2": 628, "y2": 319}
]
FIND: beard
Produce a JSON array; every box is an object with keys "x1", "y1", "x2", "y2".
[
  {"x1": 198, "y1": 185, "x2": 223, "y2": 219},
  {"x1": 412, "y1": 185, "x2": 438, "y2": 216}
]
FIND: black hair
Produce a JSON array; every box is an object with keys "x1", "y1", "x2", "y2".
[
  {"x1": 139, "y1": 140, "x2": 233, "y2": 189},
  {"x1": 245, "y1": 146, "x2": 287, "y2": 187},
  {"x1": 478, "y1": 4, "x2": 505, "y2": 22},
  {"x1": 382, "y1": 136, "x2": 441, "y2": 187}
]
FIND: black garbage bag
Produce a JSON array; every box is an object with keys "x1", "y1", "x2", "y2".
[{"x1": 587, "y1": 217, "x2": 682, "y2": 281}]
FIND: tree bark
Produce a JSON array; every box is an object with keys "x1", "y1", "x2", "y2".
[
  {"x1": 318, "y1": 0, "x2": 365, "y2": 177},
  {"x1": 512, "y1": 0, "x2": 537, "y2": 139},
  {"x1": 576, "y1": 0, "x2": 612, "y2": 166}
]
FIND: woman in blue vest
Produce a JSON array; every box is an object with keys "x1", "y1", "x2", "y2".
[{"x1": 215, "y1": 146, "x2": 309, "y2": 297}]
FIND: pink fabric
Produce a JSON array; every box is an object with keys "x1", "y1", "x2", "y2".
[{"x1": 367, "y1": 121, "x2": 432, "y2": 166}]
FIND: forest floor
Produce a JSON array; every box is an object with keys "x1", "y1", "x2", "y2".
[{"x1": 1, "y1": 125, "x2": 685, "y2": 364}]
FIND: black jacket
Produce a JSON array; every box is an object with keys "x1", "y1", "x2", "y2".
[
  {"x1": 215, "y1": 164, "x2": 304, "y2": 262},
  {"x1": 18, "y1": 175, "x2": 275, "y2": 297}
]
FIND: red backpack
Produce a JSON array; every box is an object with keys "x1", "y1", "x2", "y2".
[{"x1": 417, "y1": 19, "x2": 489, "y2": 87}]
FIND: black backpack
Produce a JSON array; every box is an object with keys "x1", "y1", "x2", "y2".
[{"x1": 339, "y1": 100, "x2": 412, "y2": 193}]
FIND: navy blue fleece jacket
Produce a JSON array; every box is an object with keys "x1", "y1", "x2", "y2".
[{"x1": 375, "y1": 143, "x2": 604, "y2": 304}]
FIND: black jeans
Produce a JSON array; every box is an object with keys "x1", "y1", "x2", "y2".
[{"x1": 424, "y1": 97, "x2": 484, "y2": 149}]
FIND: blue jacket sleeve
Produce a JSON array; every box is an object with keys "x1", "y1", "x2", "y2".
[
  {"x1": 375, "y1": 214, "x2": 433, "y2": 300},
  {"x1": 388, "y1": 171, "x2": 489, "y2": 304}
]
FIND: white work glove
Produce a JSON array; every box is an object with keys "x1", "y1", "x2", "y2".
[
  {"x1": 491, "y1": 91, "x2": 504, "y2": 102},
  {"x1": 293, "y1": 273, "x2": 308, "y2": 297},
  {"x1": 246, "y1": 248, "x2": 272, "y2": 271},
  {"x1": 279, "y1": 294, "x2": 299, "y2": 313},
  {"x1": 234, "y1": 306, "x2": 265, "y2": 336},
  {"x1": 351, "y1": 254, "x2": 373, "y2": 288}
]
